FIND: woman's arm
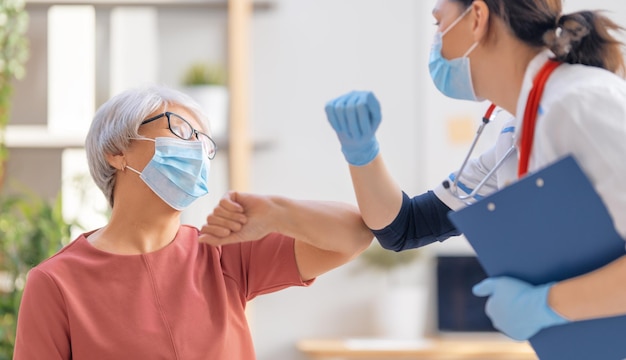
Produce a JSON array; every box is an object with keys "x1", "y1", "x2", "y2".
[
  {"x1": 471, "y1": 255, "x2": 626, "y2": 341},
  {"x1": 323, "y1": 90, "x2": 404, "y2": 230},
  {"x1": 540, "y1": 86, "x2": 626, "y2": 320},
  {"x1": 348, "y1": 155, "x2": 404, "y2": 230},
  {"x1": 324, "y1": 91, "x2": 460, "y2": 250},
  {"x1": 550, "y1": 255, "x2": 626, "y2": 320},
  {"x1": 199, "y1": 191, "x2": 374, "y2": 281},
  {"x1": 14, "y1": 268, "x2": 70, "y2": 359}
]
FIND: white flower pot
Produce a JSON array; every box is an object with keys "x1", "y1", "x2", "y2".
[
  {"x1": 182, "y1": 85, "x2": 229, "y2": 139},
  {"x1": 373, "y1": 285, "x2": 429, "y2": 340}
]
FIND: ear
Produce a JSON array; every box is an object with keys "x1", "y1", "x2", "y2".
[
  {"x1": 471, "y1": 0, "x2": 490, "y2": 41},
  {"x1": 106, "y1": 152, "x2": 126, "y2": 171}
]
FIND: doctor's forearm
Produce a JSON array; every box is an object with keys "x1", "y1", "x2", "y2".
[
  {"x1": 349, "y1": 155, "x2": 403, "y2": 230},
  {"x1": 549, "y1": 255, "x2": 626, "y2": 320}
]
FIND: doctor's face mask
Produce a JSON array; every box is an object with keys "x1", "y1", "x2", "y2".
[
  {"x1": 428, "y1": 6, "x2": 483, "y2": 102},
  {"x1": 126, "y1": 137, "x2": 210, "y2": 211}
]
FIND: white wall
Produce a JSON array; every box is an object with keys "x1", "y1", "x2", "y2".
[{"x1": 248, "y1": 1, "x2": 454, "y2": 359}]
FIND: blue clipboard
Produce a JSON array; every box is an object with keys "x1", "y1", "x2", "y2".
[{"x1": 448, "y1": 155, "x2": 626, "y2": 360}]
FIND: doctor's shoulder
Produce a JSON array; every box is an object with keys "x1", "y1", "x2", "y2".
[
  {"x1": 552, "y1": 63, "x2": 626, "y2": 98},
  {"x1": 538, "y1": 63, "x2": 626, "y2": 121}
]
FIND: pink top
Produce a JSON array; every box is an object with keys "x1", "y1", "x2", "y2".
[{"x1": 13, "y1": 225, "x2": 311, "y2": 359}]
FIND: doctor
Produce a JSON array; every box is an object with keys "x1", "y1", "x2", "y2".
[{"x1": 324, "y1": 0, "x2": 626, "y2": 341}]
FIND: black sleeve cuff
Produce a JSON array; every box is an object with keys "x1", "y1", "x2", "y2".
[{"x1": 372, "y1": 191, "x2": 461, "y2": 252}]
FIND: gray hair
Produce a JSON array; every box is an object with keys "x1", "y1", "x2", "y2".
[{"x1": 85, "y1": 84, "x2": 210, "y2": 208}]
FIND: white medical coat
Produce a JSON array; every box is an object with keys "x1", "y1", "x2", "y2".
[{"x1": 434, "y1": 50, "x2": 626, "y2": 240}]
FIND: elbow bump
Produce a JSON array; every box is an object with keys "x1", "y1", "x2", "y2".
[{"x1": 352, "y1": 232, "x2": 375, "y2": 255}]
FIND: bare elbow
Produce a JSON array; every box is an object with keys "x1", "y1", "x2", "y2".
[
  {"x1": 349, "y1": 218, "x2": 375, "y2": 256},
  {"x1": 333, "y1": 205, "x2": 375, "y2": 257}
]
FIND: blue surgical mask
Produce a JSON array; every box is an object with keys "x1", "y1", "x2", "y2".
[
  {"x1": 428, "y1": 7, "x2": 482, "y2": 101},
  {"x1": 126, "y1": 137, "x2": 210, "y2": 211}
]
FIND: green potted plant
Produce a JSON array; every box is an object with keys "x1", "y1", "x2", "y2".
[
  {"x1": 0, "y1": 0, "x2": 29, "y2": 186},
  {"x1": 358, "y1": 243, "x2": 423, "y2": 275},
  {"x1": 0, "y1": 190, "x2": 73, "y2": 359},
  {"x1": 182, "y1": 62, "x2": 226, "y2": 87},
  {"x1": 181, "y1": 61, "x2": 229, "y2": 139}
]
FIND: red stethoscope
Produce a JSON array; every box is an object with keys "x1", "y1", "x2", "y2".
[{"x1": 444, "y1": 59, "x2": 562, "y2": 202}]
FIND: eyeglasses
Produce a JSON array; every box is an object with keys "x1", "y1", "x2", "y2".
[
  {"x1": 141, "y1": 111, "x2": 217, "y2": 160},
  {"x1": 442, "y1": 103, "x2": 516, "y2": 203}
]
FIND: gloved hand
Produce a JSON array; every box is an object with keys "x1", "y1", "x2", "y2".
[
  {"x1": 324, "y1": 91, "x2": 381, "y2": 166},
  {"x1": 472, "y1": 276, "x2": 570, "y2": 341}
]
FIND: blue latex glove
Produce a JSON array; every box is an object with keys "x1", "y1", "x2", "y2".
[
  {"x1": 472, "y1": 276, "x2": 570, "y2": 341},
  {"x1": 324, "y1": 91, "x2": 381, "y2": 166}
]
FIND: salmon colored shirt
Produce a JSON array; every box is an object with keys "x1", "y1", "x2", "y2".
[{"x1": 13, "y1": 225, "x2": 311, "y2": 359}]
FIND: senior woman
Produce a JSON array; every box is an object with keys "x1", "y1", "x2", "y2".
[{"x1": 13, "y1": 85, "x2": 373, "y2": 359}]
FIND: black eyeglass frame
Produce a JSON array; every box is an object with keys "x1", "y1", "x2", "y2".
[{"x1": 140, "y1": 111, "x2": 217, "y2": 160}]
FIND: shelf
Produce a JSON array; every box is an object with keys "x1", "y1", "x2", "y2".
[
  {"x1": 194, "y1": 135, "x2": 276, "y2": 153},
  {"x1": 4, "y1": 125, "x2": 275, "y2": 152},
  {"x1": 26, "y1": 0, "x2": 274, "y2": 9},
  {"x1": 5, "y1": 125, "x2": 85, "y2": 149}
]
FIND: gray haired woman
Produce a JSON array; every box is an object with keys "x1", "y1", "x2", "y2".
[{"x1": 14, "y1": 85, "x2": 373, "y2": 360}]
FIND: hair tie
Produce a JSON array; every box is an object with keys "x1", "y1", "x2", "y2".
[
  {"x1": 555, "y1": 14, "x2": 563, "y2": 28},
  {"x1": 543, "y1": 14, "x2": 590, "y2": 57},
  {"x1": 562, "y1": 16, "x2": 591, "y2": 42}
]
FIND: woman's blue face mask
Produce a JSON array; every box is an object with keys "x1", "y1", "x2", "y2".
[
  {"x1": 428, "y1": 6, "x2": 483, "y2": 102},
  {"x1": 126, "y1": 137, "x2": 210, "y2": 211}
]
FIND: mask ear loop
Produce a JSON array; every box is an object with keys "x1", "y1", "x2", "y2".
[
  {"x1": 125, "y1": 166, "x2": 141, "y2": 176},
  {"x1": 441, "y1": 5, "x2": 473, "y2": 37},
  {"x1": 130, "y1": 137, "x2": 156, "y2": 143},
  {"x1": 441, "y1": 6, "x2": 479, "y2": 59},
  {"x1": 122, "y1": 137, "x2": 156, "y2": 175},
  {"x1": 463, "y1": 42, "x2": 479, "y2": 57}
]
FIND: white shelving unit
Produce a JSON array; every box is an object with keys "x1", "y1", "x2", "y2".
[
  {"x1": 26, "y1": 0, "x2": 273, "y2": 8},
  {"x1": 5, "y1": 125, "x2": 85, "y2": 149}
]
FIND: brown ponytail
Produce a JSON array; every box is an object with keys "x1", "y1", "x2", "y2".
[{"x1": 544, "y1": 11, "x2": 625, "y2": 76}]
